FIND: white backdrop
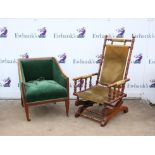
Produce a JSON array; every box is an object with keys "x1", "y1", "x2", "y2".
[{"x1": 0, "y1": 18, "x2": 155, "y2": 103}]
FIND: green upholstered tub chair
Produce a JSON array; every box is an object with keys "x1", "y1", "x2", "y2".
[
  {"x1": 73, "y1": 35, "x2": 135, "y2": 126},
  {"x1": 18, "y1": 57, "x2": 69, "y2": 121}
]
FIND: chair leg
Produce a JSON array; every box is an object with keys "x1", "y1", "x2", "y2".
[
  {"x1": 21, "y1": 96, "x2": 24, "y2": 107},
  {"x1": 24, "y1": 104, "x2": 31, "y2": 121},
  {"x1": 65, "y1": 100, "x2": 69, "y2": 116}
]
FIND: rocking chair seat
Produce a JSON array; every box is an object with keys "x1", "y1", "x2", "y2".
[
  {"x1": 77, "y1": 85, "x2": 109, "y2": 104},
  {"x1": 25, "y1": 80, "x2": 67, "y2": 102}
]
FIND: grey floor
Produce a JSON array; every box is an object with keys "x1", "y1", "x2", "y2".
[{"x1": 0, "y1": 99, "x2": 155, "y2": 136}]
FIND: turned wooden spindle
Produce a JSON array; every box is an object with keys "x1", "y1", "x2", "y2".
[
  {"x1": 108, "y1": 87, "x2": 112, "y2": 102},
  {"x1": 89, "y1": 77, "x2": 92, "y2": 88},
  {"x1": 84, "y1": 78, "x2": 87, "y2": 90},
  {"x1": 113, "y1": 86, "x2": 116, "y2": 100},
  {"x1": 79, "y1": 79, "x2": 83, "y2": 91},
  {"x1": 121, "y1": 84, "x2": 125, "y2": 95},
  {"x1": 117, "y1": 85, "x2": 120, "y2": 97},
  {"x1": 74, "y1": 80, "x2": 77, "y2": 95}
]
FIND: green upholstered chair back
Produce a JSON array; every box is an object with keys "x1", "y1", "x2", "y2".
[
  {"x1": 99, "y1": 45, "x2": 129, "y2": 85},
  {"x1": 20, "y1": 58, "x2": 53, "y2": 82}
]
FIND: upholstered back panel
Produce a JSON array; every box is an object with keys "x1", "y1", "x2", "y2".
[
  {"x1": 20, "y1": 59, "x2": 53, "y2": 82},
  {"x1": 99, "y1": 45, "x2": 129, "y2": 85}
]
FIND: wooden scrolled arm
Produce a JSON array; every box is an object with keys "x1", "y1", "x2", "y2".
[
  {"x1": 108, "y1": 78, "x2": 130, "y2": 88},
  {"x1": 73, "y1": 73, "x2": 98, "y2": 81}
]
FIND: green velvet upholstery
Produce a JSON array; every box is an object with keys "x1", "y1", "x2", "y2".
[
  {"x1": 21, "y1": 59, "x2": 53, "y2": 82},
  {"x1": 19, "y1": 57, "x2": 68, "y2": 103},
  {"x1": 52, "y1": 58, "x2": 67, "y2": 88},
  {"x1": 25, "y1": 80, "x2": 67, "y2": 102}
]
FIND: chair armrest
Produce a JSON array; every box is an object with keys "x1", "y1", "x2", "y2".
[
  {"x1": 106, "y1": 78, "x2": 130, "y2": 103},
  {"x1": 18, "y1": 60, "x2": 26, "y2": 93},
  {"x1": 52, "y1": 58, "x2": 69, "y2": 89},
  {"x1": 73, "y1": 73, "x2": 98, "y2": 81},
  {"x1": 108, "y1": 78, "x2": 130, "y2": 88},
  {"x1": 73, "y1": 73, "x2": 98, "y2": 96}
]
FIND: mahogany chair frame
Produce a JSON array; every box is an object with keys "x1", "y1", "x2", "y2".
[
  {"x1": 18, "y1": 57, "x2": 70, "y2": 121},
  {"x1": 73, "y1": 35, "x2": 135, "y2": 126}
]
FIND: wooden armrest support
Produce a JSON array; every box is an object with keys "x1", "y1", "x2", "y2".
[
  {"x1": 73, "y1": 73, "x2": 98, "y2": 81},
  {"x1": 107, "y1": 79, "x2": 130, "y2": 102},
  {"x1": 73, "y1": 73, "x2": 98, "y2": 96},
  {"x1": 108, "y1": 78, "x2": 130, "y2": 88}
]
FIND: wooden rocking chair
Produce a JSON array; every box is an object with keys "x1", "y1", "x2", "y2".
[{"x1": 73, "y1": 35, "x2": 135, "y2": 126}]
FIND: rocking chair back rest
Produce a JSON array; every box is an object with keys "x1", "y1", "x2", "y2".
[
  {"x1": 99, "y1": 45, "x2": 130, "y2": 85},
  {"x1": 97, "y1": 35, "x2": 135, "y2": 86}
]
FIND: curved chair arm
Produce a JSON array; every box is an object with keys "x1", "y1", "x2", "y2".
[
  {"x1": 52, "y1": 57, "x2": 69, "y2": 89},
  {"x1": 73, "y1": 73, "x2": 98, "y2": 96},
  {"x1": 18, "y1": 60, "x2": 26, "y2": 92}
]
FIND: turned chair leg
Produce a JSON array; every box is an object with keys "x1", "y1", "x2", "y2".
[
  {"x1": 24, "y1": 104, "x2": 31, "y2": 121},
  {"x1": 65, "y1": 100, "x2": 70, "y2": 116},
  {"x1": 21, "y1": 96, "x2": 24, "y2": 107}
]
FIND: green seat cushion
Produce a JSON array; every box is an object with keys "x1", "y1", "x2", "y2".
[{"x1": 24, "y1": 80, "x2": 67, "y2": 102}]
